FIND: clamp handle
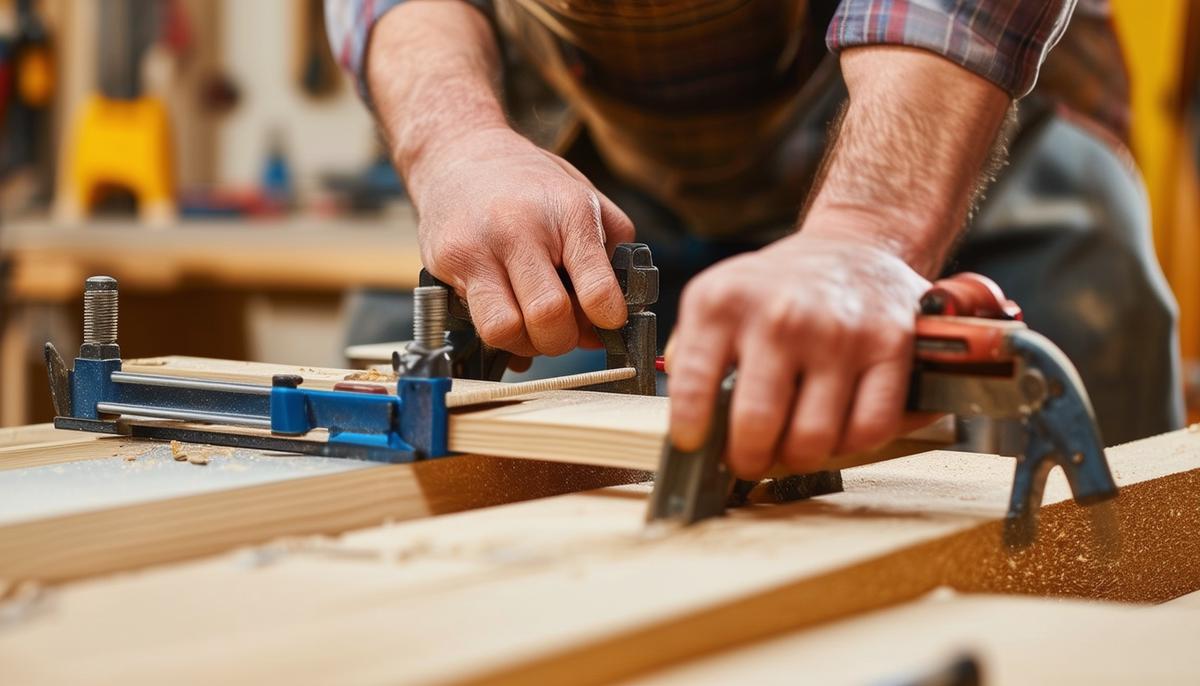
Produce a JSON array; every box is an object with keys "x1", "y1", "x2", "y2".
[
  {"x1": 921, "y1": 272, "x2": 1022, "y2": 320},
  {"x1": 915, "y1": 273, "x2": 1026, "y2": 366}
]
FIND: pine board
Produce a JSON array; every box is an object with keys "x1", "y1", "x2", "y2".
[
  {"x1": 631, "y1": 593, "x2": 1200, "y2": 685},
  {"x1": 0, "y1": 434, "x2": 121, "y2": 471},
  {"x1": 123, "y1": 356, "x2": 669, "y2": 469},
  {"x1": 122, "y1": 356, "x2": 955, "y2": 471},
  {"x1": 2, "y1": 429, "x2": 1198, "y2": 685},
  {"x1": 0, "y1": 453, "x2": 646, "y2": 586}
]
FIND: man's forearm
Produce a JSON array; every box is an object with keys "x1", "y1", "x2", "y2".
[
  {"x1": 366, "y1": 2, "x2": 507, "y2": 195},
  {"x1": 803, "y1": 46, "x2": 1012, "y2": 277}
]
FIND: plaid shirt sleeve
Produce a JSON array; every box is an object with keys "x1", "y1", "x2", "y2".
[
  {"x1": 325, "y1": 0, "x2": 494, "y2": 100},
  {"x1": 826, "y1": 0, "x2": 1078, "y2": 97},
  {"x1": 324, "y1": 0, "x2": 407, "y2": 99}
]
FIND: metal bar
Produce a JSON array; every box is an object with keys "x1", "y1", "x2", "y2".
[
  {"x1": 95, "y1": 402, "x2": 273, "y2": 429},
  {"x1": 110, "y1": 371, "x2": 273, "y2": 396}
]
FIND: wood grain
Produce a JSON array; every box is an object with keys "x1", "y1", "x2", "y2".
[
  {"x1": 0, "y1": 424, "x2": 93, "y2": 448},
  {"x1": 631, "y1": 594, "x2": 1200, "y2": 685},
  {"x1": 0, "y1": 433, "x2": 118, "y2": 471},
  {"x1": 0, "y1": 453, "x2": 646, "y2": 585},
  {"x1": 2, "y1": 430, "x2": 1197, "y2": 685}
]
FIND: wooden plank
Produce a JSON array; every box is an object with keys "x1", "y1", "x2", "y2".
[
  {"x1": 0, "y1": 454, "x2": 646, "y2": 586},
  {"x1": 0, "y1": 435, "x2": 122, "y2": 471},
  {"x1": 630, "y1": 594, "x2": 1200, "y2": 685},
  {"x1": 1, "y1": 430, "x2": 1197, "y2": 685},
  {"x1": 122, "y1": 356, "x2": 956, "y2": 471},
  {"x1": 0, "y1": 423, "x2": 102, "y2": 449}
]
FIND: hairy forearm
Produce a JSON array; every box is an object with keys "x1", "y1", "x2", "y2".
[
  {"x1": 802, "y1": 46, "x2": 1012, "y2": 277},
  {"x1": 366, "y1": 2, "x2": 507, "y2": 195}
]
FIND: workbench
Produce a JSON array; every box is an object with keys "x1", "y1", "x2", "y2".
[
  {"x1": 0, "y1": 213, "x2": 422, "y2": 426},
  {"x1": 2, "y1": 357, "x2": 1199, "y2": 684}
]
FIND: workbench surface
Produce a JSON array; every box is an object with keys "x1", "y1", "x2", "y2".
[
  {"x1": 1, "y1": 420, "x2": 1198, "y2": 685},
  {"x1": 1, "y1": 213, "x2": 422, "y2": 300}
]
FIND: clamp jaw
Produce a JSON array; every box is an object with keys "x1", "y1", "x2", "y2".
[
  {"x1": 648, "y1": 273, "x2": 1119, "y2": 547},
  {"x1": 418, "y1": 243, "x2": 660, "y2": 395}
]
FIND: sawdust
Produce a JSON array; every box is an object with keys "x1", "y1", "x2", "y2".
[
  {"x1": 343, "y1": 369, "x2": 397, "y2": 382},
  {"x1": 170, "y1": 442, "x2": 235, "y2": 466},
  {"x1": 116, "y1": 447, "x2": 151, "y2": 462}
]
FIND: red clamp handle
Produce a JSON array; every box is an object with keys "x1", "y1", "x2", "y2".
[
  {"x1": 916, "y1": 273, "x2": 1024, "y2": 365},
  {"x1": 921, "y1": 273, "x2": 1022, "y2": 321}
]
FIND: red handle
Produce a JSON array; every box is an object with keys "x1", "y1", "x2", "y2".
[
  {"x1": 916, "y1": 273, "x2": 1025, "y2": 365},
  {"x1": 922, "y1": 273, "x2": 1022, "y2": 321}
]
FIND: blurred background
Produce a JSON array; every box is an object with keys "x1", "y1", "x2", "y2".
[{"x1": 0, "y1": 0, "x2": 1197, "y2": 429}]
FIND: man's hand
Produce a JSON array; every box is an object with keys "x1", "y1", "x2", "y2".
[
  {"x1": 366, "y1": 2, "x2": 632, "y2": 359},
  {"x1": 667, "y1": 231, "x2": 929, "y2": 479},
  {"x1": 411, "y1": 127, "x2": 634, "y2": 357},
  {"x1": 667, "y1": 46, "x2": 1011, "y2": 474}
]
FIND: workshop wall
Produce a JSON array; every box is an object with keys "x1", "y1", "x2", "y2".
[{"x1": 215, "y1": 0, "x2": 377, "y2": 190}]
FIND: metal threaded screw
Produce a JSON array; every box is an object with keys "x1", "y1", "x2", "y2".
[
  {"x1": 83, "y1": 276, "x2": 119, "y2": 345},
  {"x1": 413, "y1": 285, "x2": 448, "y2": 350}
]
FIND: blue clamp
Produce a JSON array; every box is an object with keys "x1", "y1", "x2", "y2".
[{"x1": 269, "y1": 375, "x2": 451, "y2": 458}]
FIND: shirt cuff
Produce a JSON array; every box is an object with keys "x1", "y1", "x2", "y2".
[{"x1": 825, "y1": 0, "x2": 1074, "y2": 97}]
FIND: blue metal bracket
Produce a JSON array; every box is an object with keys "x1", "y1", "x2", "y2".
[
  {"x1": 270, "y1": 377, "x2": 450, "y2": 458},
  {"x1": 58, "y1": 353, "x2": 453, "y2": 464}
]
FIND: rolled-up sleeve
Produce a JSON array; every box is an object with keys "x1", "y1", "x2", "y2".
[
  {"x1": 325, "y1": 0, "x2": 496, "y2": 100},
  {"x1": 324, "y1": 0, "x2": 406, "y2": 98},
  {"x1": 826, "y1": 0, "x2": 1078, "y2": 97}
]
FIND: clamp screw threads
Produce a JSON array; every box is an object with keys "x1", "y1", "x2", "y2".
[
  {"x1": 413, "y1": 286, "x2": 448, "y2": 350},
  {"x1": 83, "y1": 276, "x2": 119, "y2": 345}
]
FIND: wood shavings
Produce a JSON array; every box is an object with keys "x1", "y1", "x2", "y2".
[
  {"x1": 117, "y1": 447, "x2": 151, "y2": 462},
  {"x1": 343, "y1": 369, "x2": 397, "y2": 382},
  {"x1": 170, "y1": 441, "x2": 234, "y2": 466}
]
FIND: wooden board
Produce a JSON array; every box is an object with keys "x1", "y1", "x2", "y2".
[
  {"x1": 0, "y1": 424, "x2": 97, "y2": 448},
  {"x1": 630, "y1": 593, "x2": 1200, "y2": 685},
  {"x1": 122, "y1": 356, "x2": 956, "y2": 471},
  {"x1": 0, "y1": 451, "x2": 645, "y2": 586},
  {"x1": 0, "y1": 424, "x2": 111, "y2": 471},
  {"x1": 2, "y1": 429, "x2": 1198, "y2": 685},
  {"x1": 124, "y1": 355, "x2": 671, "y2": 469}
]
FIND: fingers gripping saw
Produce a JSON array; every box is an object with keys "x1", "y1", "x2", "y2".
[{"x1": 648, "y1": 273, "x2": 1119, "y2": 548}]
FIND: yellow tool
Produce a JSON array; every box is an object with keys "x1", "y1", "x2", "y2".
[{"x1": 58, "y1": 94, "x2": 175, "y2": 225}]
